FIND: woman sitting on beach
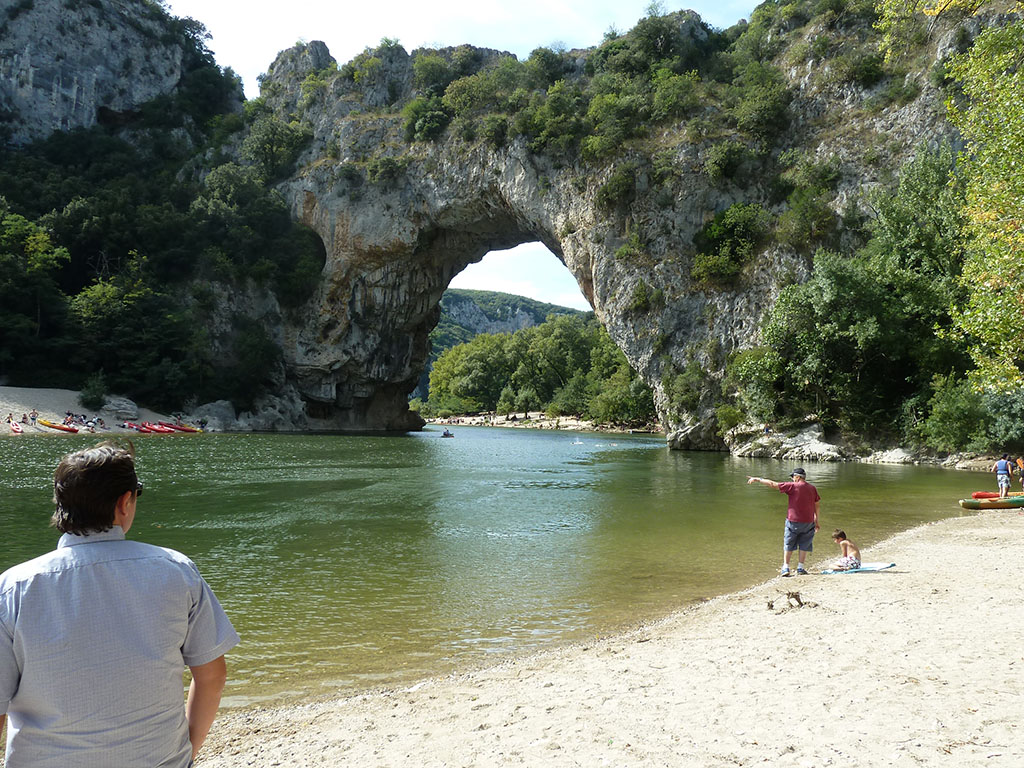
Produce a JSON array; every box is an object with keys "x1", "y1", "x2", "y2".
[{"x1": 831, "y1": 529, "x2": 861, "y2": 571}]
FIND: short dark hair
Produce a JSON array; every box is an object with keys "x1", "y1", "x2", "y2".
[
  {"x1": 51, "y1": 441, "x2": 138, "y2": 535},
  {"x1": 832, "y1": 529, "x2": 846, "y2": 540}
]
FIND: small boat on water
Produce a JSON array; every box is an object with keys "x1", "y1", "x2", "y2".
[
  {"x1": 38, "y1": 419, "x2": 78, "y2": 433},
  {"x1": 958, "y1": 496, "x2": 1024, "y2": 510}
]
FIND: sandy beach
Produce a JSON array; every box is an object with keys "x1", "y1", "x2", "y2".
[
  {"x1": 428, "y1": 412, "x2": 663, "y2": 435},
  {"x1": 0, "y1": 385, "x2": 168, "y2": 433},
  {"x1": 199, "y1": 511, "x2": 1023, "y2": 768}
]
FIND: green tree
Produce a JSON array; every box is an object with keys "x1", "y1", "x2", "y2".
[
  {"x1": 945, "y1": 12, "x2": 1024, "y2": 388},
  {"x1": 240, "y1": 116, "x2": 311, "y2": 179},
  {"x1": 921, "y1": 373, "x2": 988, "y2": 453},
  {"x1": 412, "y1": 53, "x2": 455, "y2": 96},
  {"x1": 402, "y1": 96, "x2": 451, "y2": 142},
  {"x1": 0, "y1": 206, "x2": 71, "y2": 378}
]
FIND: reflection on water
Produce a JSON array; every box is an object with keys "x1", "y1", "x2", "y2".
[{"x1": 0, "y1": 428, "x2": 974, "y2": 705}]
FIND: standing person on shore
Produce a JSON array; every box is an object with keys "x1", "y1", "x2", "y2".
[
  {"x1": 992, "y1": 454, "x2": 1013, "y2": 498},
  {"x1": 0, "y1": 441, "x2": 239, "y2": 767},
  {"x1": 746, "y1": 468, "x2": 821, "y2": 576}
]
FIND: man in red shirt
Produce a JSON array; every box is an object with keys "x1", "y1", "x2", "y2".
[{"x1": 747, "y1": 467, "x2": 820, "y2": 576}]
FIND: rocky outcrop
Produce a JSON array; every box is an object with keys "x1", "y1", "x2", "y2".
[
  {"x1": 243, "y1": 12, "x2": 967, "y2": 437},
  {"x1": 441, "y1": 294, "x2": 549, "y2": 337},
  {"x1": 4, "y1": 3, "x2": 987, "y2": 441},
  {"x1": 0, "y1": 0, "x2": 186, "y2": 145},
  {"x1": 726, "y1": 423, "x2": 848, "y2": 462}
]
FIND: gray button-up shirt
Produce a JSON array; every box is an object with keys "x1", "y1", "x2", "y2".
[{"x1": 0, "y1": 527, "x2": 239, "y2": 767}]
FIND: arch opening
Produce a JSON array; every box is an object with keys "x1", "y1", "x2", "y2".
[
  {"x1": 409, "y1": 241, "x2": 593, "y2": 401},
  {"x1": 450, "y1": 242, "x2": 592, "y2": 312}
]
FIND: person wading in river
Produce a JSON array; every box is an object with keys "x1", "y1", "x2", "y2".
[{"x1": 746, "y1": 467, "x2": 821, "y2": 576}]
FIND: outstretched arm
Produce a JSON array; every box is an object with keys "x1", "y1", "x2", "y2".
[
  {"x1": 186, "y1": 655, "x2": 228, "y2": 759},
  {"x1": 747, "y1": 476, "x2": 780, "y2": 489}
]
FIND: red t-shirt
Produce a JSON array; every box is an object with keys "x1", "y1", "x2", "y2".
[{"x1": 778, "y1": 481, "x2": 820, "y2": 523}]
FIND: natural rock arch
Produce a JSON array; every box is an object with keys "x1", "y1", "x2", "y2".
[
  {"x1": 249, "y1": 33, "x2": 956, "y2": 442},
  {"x1": 280, "y1": 140, "x2": 599, "y2": 431}
]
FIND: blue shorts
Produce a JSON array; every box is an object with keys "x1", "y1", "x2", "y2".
[
  {"x1": 784, "y1": 520, "x2": 816, "y2": 552},
  {"x1": 998, "y1": 474, "x2": 1010, "y2": 489}
]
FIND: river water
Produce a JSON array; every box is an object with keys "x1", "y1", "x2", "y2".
[{"x1": 0, "y1": 427, "x2": 979, "y2": 706}]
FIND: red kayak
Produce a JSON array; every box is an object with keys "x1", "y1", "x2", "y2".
[
  {"x1": 142, "y1": 422, "x2": 175, "y2": 433},
  {"x1": 970, "y1": 491, "x2": 1024, "y2": 499},
  {"x1": 159, "y1": 421, "x2": 201, "y2": 433}
]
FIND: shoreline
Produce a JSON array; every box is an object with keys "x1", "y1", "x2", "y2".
[
  {"x1": 426, "y1": 411, "x2": 664, "y2": 435},
  {"x1": 0, "y1": 385, "x2": 171, "y2": 434},
  {"x1": 199, "y1": 510, "x2": 1023, "y2": 767}
]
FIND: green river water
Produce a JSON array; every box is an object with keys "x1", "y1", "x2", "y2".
[{"x1": 0, "y1": 427, "x2": 980, "y2": 706}]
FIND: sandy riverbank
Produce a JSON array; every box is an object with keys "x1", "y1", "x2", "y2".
[
  {"x1": 428, "y1": 412, "x2": 663, "y2": 435},
  {"x1": 199, "y1": 511, "x2": 1022, "y2": 768},
  {"x1": 0, "y1": 385, "x2": 169, "y2": 433}
]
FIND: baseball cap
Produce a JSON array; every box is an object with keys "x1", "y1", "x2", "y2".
[{"x1": 790, "y1": 468, "x2": 806, "y2": 478}]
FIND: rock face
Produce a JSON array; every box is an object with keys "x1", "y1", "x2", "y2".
[
  {"x1": 0, "y1": 0, "x2": 185, "y2": 145},
  {"x1": 3, "y1": 3, "x2": 980, "y2": 441},
  {"x1": 249, "y1": 17, "x2": 963, "y2": 438},
  {"x1": 441, "y1": 293, "x2": 552, "y2": 337}
]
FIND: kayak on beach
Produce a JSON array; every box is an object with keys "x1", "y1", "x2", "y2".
[
  {"x1": 959, "y1": 496, "x2": 1024, "y2": 510},
  {"x1": 38, "y1": 419, "x2": 78, "y2": 433},
  {"x1": 158, "y1": 420, "x2": 202, "y2": 433},
  {"x1": 970, "y1": 490, "x2": 1024, "y2": 499},
  {"x1": 142, "y1": 422, "x2": 176, "y2": 433}
]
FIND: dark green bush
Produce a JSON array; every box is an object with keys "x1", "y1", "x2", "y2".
[
  {"x1": 366, "y1": 155, "x2": 408, "y2": 184},
  {"x1": 692, "y1": 203, "x2": 770, "y2": 285},
  {"x1": 704, "y1": 140, "x2": 754, "y2": 181},
  {"x1": 595, "y1": 164, "x2": 638, "y2": 211},
  {"x1": 402, "y1": 96, "x2": 451, "y2": 142}
]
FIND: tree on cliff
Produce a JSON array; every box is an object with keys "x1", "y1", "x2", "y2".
[
  {"x1": 946, "y1": 11, "x2": 1024, "y2": 388},
  {"x1": 876, "y1": 0, "x2": 1024, "y2": 389}
]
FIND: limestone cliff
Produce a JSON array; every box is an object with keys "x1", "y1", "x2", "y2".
[
  {"x1": 243, "y1": 9, "x2": 973, "y2": 440},
  {"x1": 2, "y1": 1, "x2": 993, "y2": 443},
  {"x1": 0, "y1": 0, "x2": 187, "y2": 145}
]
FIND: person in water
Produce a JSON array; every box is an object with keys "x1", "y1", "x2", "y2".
[
  {"x1": 992, "y1": 454, "x2": 1013, "y2": 498},
  {"x1": 830, "y1": 529, "x2": 861, "y2": 571},
  {"x1": 747, "y1": 468, "x2": 820, "y2": 577}
]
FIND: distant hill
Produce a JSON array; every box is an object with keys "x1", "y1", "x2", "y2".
[{"x1": 414, "y1": 290, "x2": 587, "y2": 398}]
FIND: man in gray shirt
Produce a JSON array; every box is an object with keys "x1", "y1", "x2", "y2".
[{"x1": 0, "y1": 441, "x2": 239, "y2": 767}]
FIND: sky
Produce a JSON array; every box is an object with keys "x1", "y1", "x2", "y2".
[{"x1": 165, "y1": 0, "x2": 760, "y2": 311}]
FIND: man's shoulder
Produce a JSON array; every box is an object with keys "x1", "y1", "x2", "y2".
[
  {"x1": 120, "y1": 540, "x2": 200, "y2": 572},
  {"x1": 1, "y1": 540, "x2": 198, "y2": 591},
  {"x1": 0, "y1": 547, "x2": 69, "y2": 591}
]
